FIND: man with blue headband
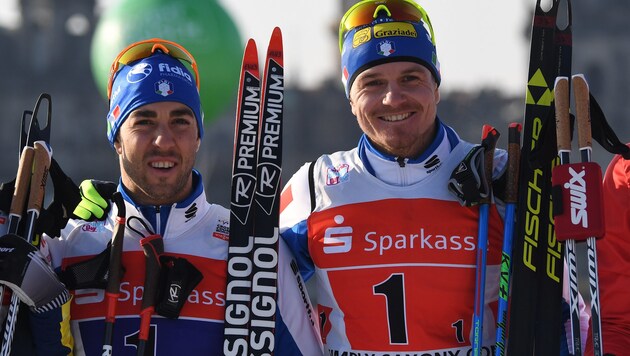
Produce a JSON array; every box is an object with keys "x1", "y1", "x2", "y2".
[
  {"x1": 0, "y1": 39, "x2": 322, "y2": 355},
  {"x1": 279, "y1": 0, "x2": 587, "y2": 354}
]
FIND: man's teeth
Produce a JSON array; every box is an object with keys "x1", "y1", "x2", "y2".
[
  {"x1": 152, "y1": 161, "x2": 174, "y2": 168},
  {"x1": 382, "y1": 113, "x2": 410, "y2": 122}
]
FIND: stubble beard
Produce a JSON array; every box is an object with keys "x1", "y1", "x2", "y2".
[{"x1": 121, "y1": 155, "x2": 193, "y2": 206}]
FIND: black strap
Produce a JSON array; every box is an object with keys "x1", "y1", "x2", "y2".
[
  {"x1": 589, "y1": 93, "x2": 630, "y2": 159},
  {"x1": 530, "y1": 92, "x2": 630, "y2": 171},
  {"x1": 59, "y1": 241, "x2": 111, "y2": 290},
  {"x1": 308, "y1": 161, "x2": 316, "y2": 213}
]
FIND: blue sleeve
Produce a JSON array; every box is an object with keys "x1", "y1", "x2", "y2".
[
  {"x1": 29, "y1": 307, "x2": 72, "y2": 356},
  {"x1": 274, "y1": 310, "x2": 302, "y2": 355},
  {"x1": 281, "y1": 220, "x2": 315, "y2": 282}
]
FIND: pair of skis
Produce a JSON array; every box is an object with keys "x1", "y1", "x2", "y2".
[
  {"x1": 223, "y1": 27, "x2": 284, "y2": 356},
  {"x1": 506, "y1": 0, "x2": 616, "y2": 354},
  {"x1": 507, "y1": 0, "x2": 571, "y2": 354}
]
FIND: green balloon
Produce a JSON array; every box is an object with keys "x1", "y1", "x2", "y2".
[{"x1": 91, "y1": 0, "x2": 242, "y2": 123}]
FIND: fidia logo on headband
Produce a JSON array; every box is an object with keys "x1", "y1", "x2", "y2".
[
  {"x1": 158, "y1": 63, "x2": 193, "y2": 84},
  {"x1": 373, "y1": 22, "x2": 417, "y2": 39}
]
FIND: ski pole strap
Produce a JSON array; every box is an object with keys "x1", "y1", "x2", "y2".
[
  {"x1": 589, "y1": 93, "x2": 630, "y2": 159},
  {"x1": 530, "y1": 92, "x2": 630, "y2": 168},
  {"x1": 155, "y1": 255, "x2": 203, "y2": 319},
  {"x1": 448, "y1": 145, "x2": 489, "y2": 207},
  {"x1": 59, "y1": 243, "x2": 111, "y2": 290},
  {"x1": 35, "y1": 158, "x2": 82, "y2": 238}
]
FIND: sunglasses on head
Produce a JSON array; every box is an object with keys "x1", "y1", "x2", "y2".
[
  {"x1": 107, "y1": 38, "x2": 200, "y2": 100},
  {"x1": 338, "y1": 0, "x2": 436, "y2": 52}
]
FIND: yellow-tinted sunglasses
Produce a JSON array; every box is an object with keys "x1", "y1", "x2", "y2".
[
  {"x1": 338, "y1": 0, "x2": 436, "y2": 52},
  {"x1": 107, "y1": 38, "x2": 200, "y2": 100}
]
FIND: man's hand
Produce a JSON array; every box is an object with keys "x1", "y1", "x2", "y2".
[
  {"x1": 0, "y1": 234, "x2": 69, "y2": 313},
  {"x1": 73, "y1": 180, "x2": 116, "y2": 221},
  {"x1": 448, "y1": 145, "x2": 490, "y2": 206}
]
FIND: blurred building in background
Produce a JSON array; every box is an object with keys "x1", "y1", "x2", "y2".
[{"x1": 0, "y1": 0, "x2": 628, "y2": 209}]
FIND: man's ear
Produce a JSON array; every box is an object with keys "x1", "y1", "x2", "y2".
[
  {"x1": 349, "y1": 97, "x2": 357, "y2": 117},
  {"x1": 114, "y1": 138, "x2": 123, "y2": 155},
  {"x1": 435, "y1": 85, "x2": 441, "y2": 105}
]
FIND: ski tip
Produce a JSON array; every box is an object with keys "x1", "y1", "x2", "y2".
[
  {"x1": 245, "y1": 38, "x2": 258, "y2": 52},
  {"x1": 266, "y1": 26, "x2": 283, "y2": 65},
  {"x1": 241, "y1": 38, "x2": 259, "y2": 74},
  {"x1": 271, "y1": 26, "x2": 282, "y2": 38},
  {"x1": 268, "y1": 27, "x2": 283, "y2": 51}
]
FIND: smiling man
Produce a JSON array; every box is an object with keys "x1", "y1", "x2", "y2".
[
  {"x1": 0, "y1": 39, "x2": 323, "y2": 355},
  {"x1": 278, "y1": 0, "x2": 509, "y2": 354},
  {"x1": 279, "y1": 1, "x2": 590, "y2": 354}
]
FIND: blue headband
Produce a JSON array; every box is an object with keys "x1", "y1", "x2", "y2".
[
  {"x1": 341, "y1": 20, "x2": 440, "y2": 98},
  {"x1": 106, "y1": 52, "x2": 203, "y2": 147}
]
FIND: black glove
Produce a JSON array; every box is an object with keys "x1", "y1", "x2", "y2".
[
  {"x1": 73, "y1": 179, "x2": 116, "y2": 221},
  {"x1": 448, "y1": 145, "x2": 490, "y2": 206},
  {"x1": 36, "y1": 158, "x2": 82, "y2": 238},
  {"x1": 0, "y1": 179, "x2": 15, "y2": 214},
  {"x1": 0, "y1": 234, "x2": 69, "y2": 313}
]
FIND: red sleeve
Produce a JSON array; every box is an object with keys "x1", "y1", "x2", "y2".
[{"x1": 586, "y1": 148, "x2": 630, "y2": 355}]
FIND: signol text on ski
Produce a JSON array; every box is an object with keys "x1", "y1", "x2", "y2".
[{"x1": 224, "y1": 27, "x2": 284, "y2": 356}]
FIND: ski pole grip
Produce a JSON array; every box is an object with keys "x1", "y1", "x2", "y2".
[
  {"x1": 140, "y1": 234, "x2": 164, "y2": 311},
  {"x1": 572, "y1": 74, "x2": 592, "y2": 149},
  {"x1": 26, "y1": 141, "x2": 52, "y2": 214},
  {"x1": 481, "y1": 125, "x2": 499, "y2": 204},
  {"x1": 505, "y1": 123, "x2": 522, "y2": 204},
  {"x1": 554, "y1": 76, "x2": 571, "y2": 152},
  {"x1": 9, "y1": 146, "x2": 34, "y2": 217}
]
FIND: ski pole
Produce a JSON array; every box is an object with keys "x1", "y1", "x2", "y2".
[
  {"x1": 137, "y1": 233, "x2": 163, "y2": 356},
  {"x1": 1, "y1": 140, "x2": 52, "y2": 356},
  {"x1": 0, "y1": 118, "x2": 35, "y2": 312},
  {"x1": 102, "y1": 192, "x2": 126, "y2": 356},
  {"x1": 554, "y1": 76, "x2": 583, "y2": 355},
  {"x1": 0, "y1": 110, "x2": 33, "y2": 317},
  {"x1": 472, "y1": 125, "x2": 499, "y2": 356},
  {"x1": 572, "y1": 73, "x2": 603, "y2": 356},
  {"x1": 1, "y1": 94, "x2": 53, "y2": 356},
  {"x1": 494, "y1": 123, "x2": 521, "y2": 356}
]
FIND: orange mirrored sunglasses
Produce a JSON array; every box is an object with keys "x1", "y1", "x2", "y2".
[
  {"x1": 339, "y1": 0, "x2": 436, "y2": 52},
  {"x1": 107, "y1": 38, "x2": 200, "y2": 99}
]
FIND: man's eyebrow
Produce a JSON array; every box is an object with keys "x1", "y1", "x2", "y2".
[
  {"x1": 129, "y1": 107, "x2": 194, "y2": 118},
  {"x1": 357, "y1": 72, "x2": 381, "y2": 81},
  {"x1": 130, "y1": 109, "x2": 157, "y2": 118},
  {"x1": 171, "y1": 107, "x2": 194, "y2": 117}
]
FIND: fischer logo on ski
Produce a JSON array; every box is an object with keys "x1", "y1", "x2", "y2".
[{"x1": 507, "y1": 0, "x2": 572, "y2": 354}]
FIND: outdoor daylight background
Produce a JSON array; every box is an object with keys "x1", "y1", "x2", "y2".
[
  {"x1": 0, "y1": 0, "x2": 629, "y2": 318},
  {"x1": 0, "y1": 0, "x2": 628, "y2": 206}
]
